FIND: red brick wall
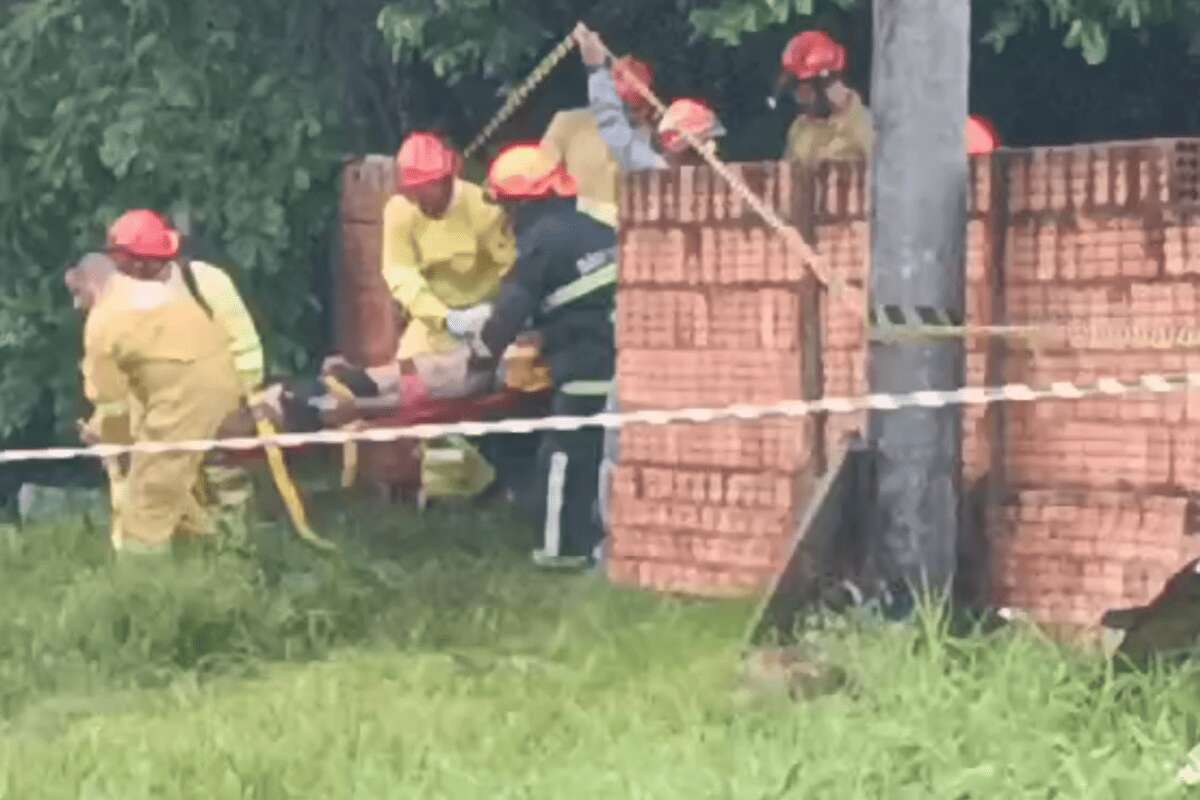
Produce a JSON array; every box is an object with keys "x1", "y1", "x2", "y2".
[
  {"x1": 608, "y1": 139, "x2": 1200, "y2": 628},
  {"x1": 607, "y1": 164, "x2": 826, "y2": 597},
  {"x1": 985, "y1": 142, "x2": 1200, "y2": 627},
  {"x1": 336, "y1": 141, "x2": 1200, "y2": 627}
]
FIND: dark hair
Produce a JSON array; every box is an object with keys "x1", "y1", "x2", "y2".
[
  {"x1": 178, "y1": 260, "x2": 214, "y2": 318},
  {"x1": 175, "y1": 227, "x2": 228, "y2": 319},
  {"x1": 178, "y1": 228, "x2": 230, "y2": 266}
]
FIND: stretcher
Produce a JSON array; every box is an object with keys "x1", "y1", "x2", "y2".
[
  {"x1": 346, "y1": 385, "x2": 554, "y2": 498},
  {"x1": 219, "y1": 338, "x2": 554, "y2": 543},
  {"x1": 223, "y1": 385, "x2": 553, "y2": 491}
]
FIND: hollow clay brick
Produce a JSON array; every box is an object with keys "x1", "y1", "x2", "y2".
[
  {"x1": 617, "y1": 420, "x2": 813, "y2": 472},
  {"x1": 612, "y1": 466, "x2": 800, "y2": 513},
  {"x1": 987, "y1": 486, "x2": 1192, "y2": 626},
  {"x1": 619, "y1": 349, "x2": 803, "y2": 409}
]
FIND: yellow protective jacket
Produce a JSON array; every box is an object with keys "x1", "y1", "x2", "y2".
[
  {"x1": 381, "y1": 180, "x2": 516, "y2": 359},
  {"x1": 785, "y1": 92, "x2": 874, "y2": 168},
  {"x1": 541, "y1": 108, "x2": 630, "y2": 227},
  {"x1": 82, "y1": 275, "x2": 243, "y2": 547},
  {"x1": 170, "y1": 260, "x2": 265, "y2": 390},
  {"x1": 83, "y1": 275, "x2": 241, "y2": 441}
]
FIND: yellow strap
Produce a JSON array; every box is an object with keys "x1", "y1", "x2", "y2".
[
  {"x1": 250, "y1": 399, "x2": 337, "y2": 552},
  {"x1": 322, "y1": 375, "x2": 361, "y2": 490}
]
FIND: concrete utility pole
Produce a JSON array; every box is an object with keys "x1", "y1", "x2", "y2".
[{"x1": 866, "y1": 0, "x2": 970, "y2": 597}]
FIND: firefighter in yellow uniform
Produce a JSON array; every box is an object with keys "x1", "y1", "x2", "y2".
[
  {"x1": 381, "y1": 132, "x2": 517, "y2": 501},
  {"x1": 69, "y1": 255, "x2": 138, "y2": 545},
  {"x1": 541, "y1": 51, "x2": 656, "y2": 226},
  {"x1": 75, "y1": 228, "x2": 242, "y2": 557},
  {"x1": 97, "y1": 211, "x2": 264, "y2": 543},
  {"x1": 775, "y1": 31, "x2": 873, "y2": 167}
]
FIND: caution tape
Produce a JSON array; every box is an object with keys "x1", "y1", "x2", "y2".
[
  {"x1": 869, "y1": 317, "x2": 1200, "y2": 350},
  {"x1": 1, "y1": 371, "x2": 1197, "y2": 464},
  {"x1": 869, "y1": 305, "x2": 962, "y2": 328}
]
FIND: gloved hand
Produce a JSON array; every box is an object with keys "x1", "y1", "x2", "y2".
[{"x1": 444, "y1": 303, "x2": 493, "y2": 340}]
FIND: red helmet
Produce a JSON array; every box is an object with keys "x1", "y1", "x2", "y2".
[
  {"x1": 487, "y1": 143, "x2": 577, "y2": 201},
  {"x1": 658, "y1": 99, "x2": 726, "y2": 155},
  {"x1": 395, "y1": 132, "x2": 459, "y2": 190},
  {"x1": 967, "y1": 115, "x2": 1000, "y2": 155},
  {"x1": 106, "y1": 209, "x2": 180, "y2": 260},
  {"x1": 781, "y1": 30, "x2": 847, "y2": 81},
  {"x1": 612, "y1": 56, "x2": 655, "y2": 109}
]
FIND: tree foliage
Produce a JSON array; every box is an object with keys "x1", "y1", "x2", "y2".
[
  {"x1": 684, "y1": 0, "x2": 1200, "y2": 64},
  {"x1": 0, "y1": 0, "x2": 358, "y2": 443},
  {"x1": 981, "y1": 0, "x2": 1200, "y2": 64}
]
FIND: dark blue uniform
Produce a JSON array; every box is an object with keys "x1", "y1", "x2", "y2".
[{"x1": 480, "y1": 197, "x2": 616, "y2": 563}]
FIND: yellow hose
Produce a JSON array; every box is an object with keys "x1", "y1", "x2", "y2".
[{"x1": 321, "y1": 375, "x2": 362, "y2": 490}]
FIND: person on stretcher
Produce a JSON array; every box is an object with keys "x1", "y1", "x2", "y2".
[{"x1": 215, "y1": 333, "x2": 551, "y2": 438}]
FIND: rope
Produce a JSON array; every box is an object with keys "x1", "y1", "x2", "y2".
[
  {"x1": 589, "y1": 35, "x2": 852, "y2": 308},
  {"x1": 458, "y1": 24, "x2": 1194, "y2": 352},
  {"x1": 462, "y1": 34, "x2": 579, "y2": 159}
]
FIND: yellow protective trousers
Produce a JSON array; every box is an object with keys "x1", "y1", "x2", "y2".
[{"x1": 111, "y1": 356, "x2": 241, "y2": 552}]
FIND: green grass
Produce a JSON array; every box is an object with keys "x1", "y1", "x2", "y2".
[{"x1": 1, "y1": 484, "x2": 1200, "y2": 798}]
